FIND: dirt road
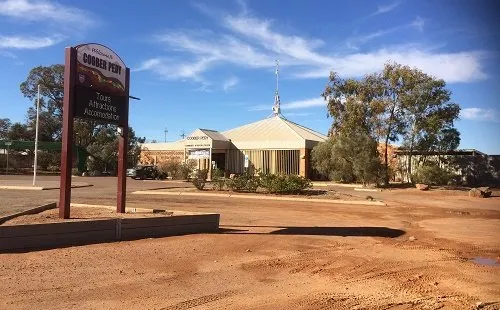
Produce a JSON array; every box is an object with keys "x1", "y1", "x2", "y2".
[{"x1": 0, "y1": 176, "x2": 499, "y2": 309}]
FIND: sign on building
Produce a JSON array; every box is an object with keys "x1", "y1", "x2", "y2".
[
  {"x1": 188, "y1": 149, "x2": 210, "y2": 159},
  {"x1": 244, "y1": 154, "x2": 249, "y2": 168}
]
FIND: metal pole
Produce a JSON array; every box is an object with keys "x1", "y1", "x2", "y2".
[
  {"x1": 117, "y1": 68, "x2": 130, "y2": 214},
  {"x1": 5, "y1": 145, "x2": 8, "y2": 175},
  {"x1": 33, "y1": 84, "x2": 40, "y2": 186}
]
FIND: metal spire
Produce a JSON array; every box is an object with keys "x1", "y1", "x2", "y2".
[{"x1": 272, "y1": 59, "x2": 281, "y2": 116}]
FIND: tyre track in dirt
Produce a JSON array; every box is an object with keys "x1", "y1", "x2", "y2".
[{"x1": 160, "y1": 290, "x2": 236, "y2": 310}]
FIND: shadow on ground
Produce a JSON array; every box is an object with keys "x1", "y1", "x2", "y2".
[{"x1": 219, "y1": 225, "x2": 405, "y2": 238}]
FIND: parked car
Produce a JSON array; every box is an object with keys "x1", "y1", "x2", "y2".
[{"x1": 126, "y1": 165, "x2": 165, "y2": 180}]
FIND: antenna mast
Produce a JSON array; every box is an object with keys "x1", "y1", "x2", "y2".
[{"x1": 272, "y1": 59, "x2": 281, "y2": 116}]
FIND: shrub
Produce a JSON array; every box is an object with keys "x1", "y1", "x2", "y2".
[
  {"x1": 212, "y1": 168, "x2": 226, "y2": 191},
  {"x1": 225, "y1": 170, "x2": 260, "y2": 192},
  {"x1": 412, "y1": 164, "x2": 454, "y2": 186},
  {"x1": 157, "y1": 160, "x2": 181, "y2": 179},
  {"x1": 259, "y1": 173, "x2": 311, "y2": 194},
  {"x1": 311, "y1": 130, "x2": 384, "y2": 185},
  {"x1": 226, "y1": 174, "x2": 247, "y2": 191},
  {"x1": 192, "y1": 169, "x2": 208, "y2": 190},
  {"x1": 179, "y1": 161, "x2": 196, "y2": 180}
]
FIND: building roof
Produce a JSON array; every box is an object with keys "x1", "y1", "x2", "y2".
[
  {"x1": 141, "y1": 140, "x2": 185, "y2": 151},
  {"x1": 223, "y1": 115, "x2": 326, "y2": 141},
  {"x1": 141, "y1": 116, "x2": 328, "y2": 151},
  {"x1": 222, "y1": 115, "x2": 327, "y2": 149},
  {"x1": 394, "y1": 149, "x2": 487, "y2": 156},
  {"x1": 198, "y1": 129, "x2": 229, "y2": 142}
]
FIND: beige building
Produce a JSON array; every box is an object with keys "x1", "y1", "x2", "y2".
[{"x1": 140, "y1": 115, "x2": 327, "y2": 179}]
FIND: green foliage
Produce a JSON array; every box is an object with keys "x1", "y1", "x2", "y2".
[
  {"x1": 259, "y1": 173, "x2": 311, "y2": 194},
  {"x1": 225, "y1": 170, "x2": 261, "y2": 192},
  {"x1": 449, "y1": 155, "x2": 495, "y2": 186},
  {"x1": 323, "y1": 62, "x2": 461, "y2": 185},
  {"x1": 7, "y1": 122, "x2": 33, "y2": 141},
  {"x1": 0, "y1": 118, "x2": 11, "y2": 140},
  {"x1": 180, "y1": 161, "x2": 196, "y2": 180},
  {"x1": 158, "y1": 160, "x2": 181, "y2": 179},
  {"x1": 36, "y1": 150, "x2": 59, "y2": 170},
  {"x1": 192, "y1": 169, "x2": 208, "y2": 190},
  {"x1": 18, "y1": 64, "x2": 145, "y2": 174},
  {"x1": 312, "y1": 130, "x2": 384, "y2": 185},
  {"x1": 212, "y1": 168, "x2": 226, "y2": 191},
  {"x1": 412, "y1": 163, "x2": 454, "y2": 186}
]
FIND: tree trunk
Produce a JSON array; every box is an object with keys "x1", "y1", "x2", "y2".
[
  {"x1": 407, "y1": 119, "x2": 416, "y2": 184},
  {"x1": 384, "y1": 138, "x2": 389, "y2": 186}
]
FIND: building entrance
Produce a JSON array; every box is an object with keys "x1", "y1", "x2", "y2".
[{"x1": 212, "y1": 153, "x2": 225, "y2": 171}]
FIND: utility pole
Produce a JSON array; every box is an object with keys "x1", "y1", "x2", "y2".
[
  {"x1": 164, "y1": 127, "x2": 168, "y2": 143},
  {"x1": 180, "y1": 130, "x2": 186, "y2": 139}
]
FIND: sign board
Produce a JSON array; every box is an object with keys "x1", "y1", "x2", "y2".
[
  {"x1": 74, "y1": 43, "x2": 127, "y2": 125},
  {"x1": 59, "y1": 43, "x2": 130, "y2": 219},
  {"x1": 185, "y1": 135, "x2": 211, "y2": 148},
  {"x1": 188, "y1": 149, "x2": 210, "y2": 159},
  {"x1": 244, "y1": 154, "x2": 249, "y2": 168}
]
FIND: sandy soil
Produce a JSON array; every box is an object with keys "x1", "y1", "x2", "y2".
[
  {"x1": 1, "y1": 207, "x2": 180, "y2": 226},
  {"x1": 0, "y1": 176, "x2": 499, "y2": 309}
]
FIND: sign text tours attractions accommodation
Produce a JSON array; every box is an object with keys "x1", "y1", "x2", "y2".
[{"x1": 73, "y1": 43, "x2": 127, "y2": 126}]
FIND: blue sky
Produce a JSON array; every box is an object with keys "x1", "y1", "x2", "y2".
[{"x1": 0, "y1": 0, "x2": 499, "y2": 153}]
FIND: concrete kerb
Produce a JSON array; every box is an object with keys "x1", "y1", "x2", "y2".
[
  {"x1": 131, "y1": 190, "x2": 386, "y2": 206},
  {"x1": 354, "y1": 188, "x2": 382, "y2": 192},
  {"x1": 0, "y1": 202, "x2": 57, "y2": 224},
  {"x1": 70, "y1": 203, "x2": 170, "y2": 214},
  {"x1": 312, "y1": 182, "x2": 363, "y2": 188},
  {"x1": 0, "y1": 183, "x2": 92, "y2": 191},
  {"x1": 0, "y1": 203, "x2": 220, "y2": 252}
]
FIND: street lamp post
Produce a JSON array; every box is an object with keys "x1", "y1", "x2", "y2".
[
  {"x1": 5, "y1": 141, "x2": 12, "y2": 175},
  {"x1": 33, "y1": 84, "x2": 40, "y2": 185}
]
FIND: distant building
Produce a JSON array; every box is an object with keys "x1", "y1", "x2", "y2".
[
  {"x1": 140, "y1": 60, "x2": 328, "y2": 179},
  {"x1": 140, "y1": 115, "x2": 327, "y2": 179},
  {"x1": 393, "y1": 149, "x2": 500, "y2": 185}
]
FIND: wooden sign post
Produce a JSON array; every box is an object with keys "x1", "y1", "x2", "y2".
[{"x1": 59, "y1": 43, "x2": 130, "y2": 218}]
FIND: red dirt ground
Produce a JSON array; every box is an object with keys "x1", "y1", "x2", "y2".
[{"x1": 0, "y1": 176, "x2": 499, "y2": 309}]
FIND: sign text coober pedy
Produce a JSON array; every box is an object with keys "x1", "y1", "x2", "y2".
[{"x1": 73, "y1": 43, "x2": 127, "y2": 126}]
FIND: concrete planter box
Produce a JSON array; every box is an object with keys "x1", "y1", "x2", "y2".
[{"x1": 0, "y1": 213, "x2": 219, "y2": 252}]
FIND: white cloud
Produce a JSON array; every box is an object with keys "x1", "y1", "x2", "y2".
[
  {"x1": 0, "y1": 50, "x2": 18, "y2": 58},
  {"x1": 134, "y1": 56, "x2": 215, "y2": 88},
  {"x1": 411, "y1": 16, "x2": 426, "y2": 32},
  {"x1": 0, "y1": 35, "x2": 64, "y2": 49},
  {"x1": 372, "y1": 1, "x2": 401, "y2": 15},
  {"x1": 224, "y1": 16, "x2": 330, "y2": 65},
  {"x1": 283, "y1": 112, "x2": 313, "y2": 117},
  {"x1": 461, "y1": 108, "x2": 498, "y2": 122},
  {"x1": 138, "y1": 3, "x2": 487, "y2": 87},
  {"x1": 250, "y1": 97, "x2": 326, "y2": 111},
  {"x1": 0, "y1": 0, "x2": 94, "y2": 26},
  {"x1": 282, "y1": 97, "x2": 326, "y2": 110},
  {"x1": 346, "y1": 27, "x2": 401, "y2": 50},
  {"x1": 294, "y1": 49, "x2": 487, "y2": 83},
  {"x1": 223, "y1": 76, "x2": 239, "y2": 91}
]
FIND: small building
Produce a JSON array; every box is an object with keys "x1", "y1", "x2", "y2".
[
  {"x1": 393, "y1": 149, "x2": 500, "y2": 185},
  {"x1": 140, "y1": 115, "x2": 327, "y2": 179}
]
